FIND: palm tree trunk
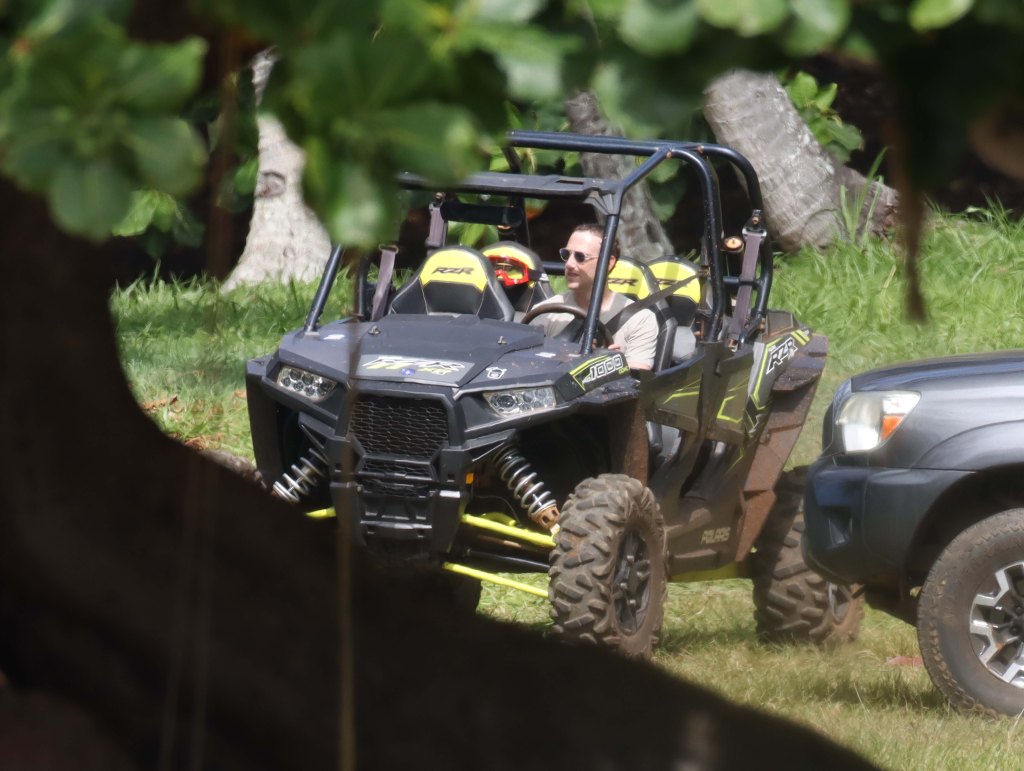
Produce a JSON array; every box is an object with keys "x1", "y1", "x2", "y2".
[
  {"x1": 704, "y1": 69, "x2": 898, "y2": 252},
  {"x1": 223, "y1": 51, "x2": 332, "y2": 290},
  {"x1": 565, "y1": 90, "x2": 674, "y2": 262}
]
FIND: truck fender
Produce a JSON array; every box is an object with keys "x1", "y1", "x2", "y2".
[{"x1": 916, "y1": 421, "x2": 1024, "y2": 471}]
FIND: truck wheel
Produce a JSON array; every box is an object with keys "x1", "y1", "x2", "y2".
[
  {"x1": 752, "y1": 467, "x2": 863, "y2": 645},
  {"x1": 548, "y1": 474, "x2": 667, "y2": 658},
  {"x1": 918, "y1": 510, "x2": 1024, "y2": 716}
]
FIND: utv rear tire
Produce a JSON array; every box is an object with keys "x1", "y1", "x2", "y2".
[
  {"x1": 752, "y1": 467, "x2": 863, "y2": 645},
  {"x1": 918, "y1": 510, "x2": 1024, "y2": 716},
  {"x1": 548, "y1": 474, "x2": 667, "y2": 658}
]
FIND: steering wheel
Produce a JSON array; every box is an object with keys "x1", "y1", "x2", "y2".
[{"x1": 521, "y1": 303, "x2": 613, "y2": 348}]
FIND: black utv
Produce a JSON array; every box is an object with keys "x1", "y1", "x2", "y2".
[{"x1": 246, "y1": 131, "x2": 860, "y2": 656}]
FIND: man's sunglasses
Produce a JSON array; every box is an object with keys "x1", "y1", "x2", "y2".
[{"x1": 558, "y1": 248, "x2": 595, "y2": 264}]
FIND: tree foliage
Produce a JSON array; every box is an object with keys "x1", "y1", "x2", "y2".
[{"x1": 1, "y1": 0, "x2": 1022, "y2": 247}]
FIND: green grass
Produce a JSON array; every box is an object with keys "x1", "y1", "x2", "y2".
[
  {"x1": 112, "y1": 272, "x2": 354, "y2": 457},
  {"x1": 112, "y1": 207, "x2": 1024, "y2": 770}
]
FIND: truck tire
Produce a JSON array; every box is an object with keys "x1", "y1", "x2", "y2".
[
  {"x1": 549, "y1": 474, "x2": 667, "y2": 658},
  {"x1": 752, "y1": 467, "x2": 863, "y2": 644},
  {"x1": 918, "y1": 510, "x2": 1024, "y2": 716}
]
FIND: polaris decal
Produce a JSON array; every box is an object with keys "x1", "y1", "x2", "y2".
[
  {"x1": 359, "y1": 355, "x2": 468, "y2": 381},
  {"x1": 765, "y1": 337, "x2": 798, "y2": 375},
  {"x1": 700, "y1": 527, "x2": 731, "y2": 545},
  {"x1": 571, "y1": 354, "x2": 628, "y2": 389}
]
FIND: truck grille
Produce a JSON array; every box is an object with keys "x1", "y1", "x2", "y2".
[{"x1": 349, "y1": 396, "x2": 449, "y2": 458}]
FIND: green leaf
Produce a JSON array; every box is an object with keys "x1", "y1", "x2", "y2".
[
  {"x1": 620, "y1": 0, "x2": 699, "y2": 55},
  {"x1": 909, "y1": 0, "x2": 975, "y2": 30},
  {"x1": 822, "y1": 120, "x2": 863, "y2": 152},
  {"x1": 458, "y1": 25, "x2": 575, "y2": 100},
  {"x1": 786, "y1": 71, "x2": 819, "y2": 106},
  {"x1": 567, "y1": 0, "x2": 625, "y2": 22},
  {"x1": 592, "y1": 57, "x2": 702, "y2": 137},
  {"x1": 21, "y1": 0, "x2": 132, "y2": 43},
  {"x1": 812, "y1": 82, "x2": 838, "y2": 110},
  {"x1": 49, "y1": 157, "x2": 133, "y2": 239},
  {"x1": 113, "y1": 189, "x2": 162, "y2": 236},
  {"x1": 784, "y1": 0, "x2": 850, "y2": 55},
  {"x1": 378, "y1": 102, "x2": 480, "y2": 182},
  {"x1": 126, "y1": 117, "x2": 207, "y2": 196},
  {"x1": 233, "y1": 156, "x2": 259, "y2": 196},
  {"x1": 463, "y1": 0, "x2": 546, "y2": 24},
  {"x1": 696, "y1": 0, "x2": 787, "y2": 36},
  {"x1": 171, "y1": 204, "x2": 205, "y2": 248},
  {"x1": 116, "y1": 38, "x2": 207, "y2": 112},
  {"x1": 323, "y1": 163, "x2": 392, "y2": 247}
]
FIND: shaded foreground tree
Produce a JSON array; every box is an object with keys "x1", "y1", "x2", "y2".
[
  {"x1": 0, "y1": 177, "x2": 880, "y2": 768},
  {"x1": 2, "y1": 0, "x2": 1024, "y2": 767}
]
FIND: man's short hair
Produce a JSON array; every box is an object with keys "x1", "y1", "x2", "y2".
[{"x1": 572, "y1": 223, "x2": 619, "y2": 258}]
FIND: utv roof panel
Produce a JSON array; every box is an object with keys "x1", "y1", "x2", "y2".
[{"x1": 397, "y1": 171, "x2": 619, "y2": 200}]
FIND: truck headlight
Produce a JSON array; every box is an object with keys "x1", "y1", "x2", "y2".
[
  {"x1": 837, "y1": 391, "x2": 920, "y2": 452},
  {"x1": 484, "y1": 386, "x2": 557, "y2": 417},
  {"x1": 277, "y1": 365, "x2": 337, "y2": 403}
]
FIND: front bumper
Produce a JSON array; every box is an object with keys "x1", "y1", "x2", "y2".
[{"x1": 802, "y1": 457, "x2": 969, "y2": 585}]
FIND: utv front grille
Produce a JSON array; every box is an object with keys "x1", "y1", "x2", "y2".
[{"x1": 349, "y1": 396, "x2": 449, "y2": 458}]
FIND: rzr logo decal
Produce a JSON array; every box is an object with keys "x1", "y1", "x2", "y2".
[
  {"x1": 765, "y1": 338, "x2": 798, "y2": 375},
  {"x1": 431, "y1": 267, "x2": 475, "y2": 275},
  {"x1": 608, "y1": 277, "x2": 638, "y2": 286},
  {"x1": 363, "y1": 356, "x2": 467, "y2": 376}
]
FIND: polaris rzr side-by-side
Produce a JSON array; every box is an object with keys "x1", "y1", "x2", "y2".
[{"x1": 246, "y1": 131, "x2": 862, "y2": 656}]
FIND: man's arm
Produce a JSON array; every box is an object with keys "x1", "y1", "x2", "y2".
[{"x1": 620, "y1": 308, "x2": 658, "y2": 371}]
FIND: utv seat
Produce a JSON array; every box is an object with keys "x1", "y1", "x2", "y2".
[
  {"x1": 647, "y1": 256, "x2": 701, "y2": 362},
  {"x1": 481, "y1": 241, "x2": 554, "y2": 318},
  {"x1": 606, "y1": 256, "x2": 682, "y2": 467},
  {"x1": 388, "y1": 246, "x2": 516, "y2": 322},
  {"x1": 606, "y1": 256, "x2": 676, "y2": 372}
]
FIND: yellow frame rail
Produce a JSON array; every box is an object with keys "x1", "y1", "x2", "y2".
[
  {"x1": 443, "y1": 563, "x2": 548, "y2": 599},
  {"x1": 460, "y1": 513, "x2": 556, "y2": 548}
]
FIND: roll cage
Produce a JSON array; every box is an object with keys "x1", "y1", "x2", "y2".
[{"x1": 307, "y1": 130, "x2": 774, "y2": 348}]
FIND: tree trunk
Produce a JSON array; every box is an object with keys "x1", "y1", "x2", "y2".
[
  {"x1": 0, "y1": 173, "x2": 880, "y2": 769},
  {"x1": 565, "y1": 90, "x2": 675, "y2": 262},
  {"x1": 222, "y1": 51, "x2": 332, "y2": 290},
  {"x1": 704, "y1": 70, "x2": 898, "y2": 252}
]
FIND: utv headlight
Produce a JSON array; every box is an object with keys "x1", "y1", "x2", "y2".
[
  {"x1": 277, "y1": 365, "x2": 337, "y2": 403},
  {"x1": 484, "y1": 386, "x2": 557, "y2": 417},
  {"x1": 836, "y1": 391, "x2": 920, "y2": 452}
]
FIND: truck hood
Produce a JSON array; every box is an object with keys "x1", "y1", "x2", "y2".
[{"x1": 851, "y1": 350, "x2": 1024, "y2": 393}]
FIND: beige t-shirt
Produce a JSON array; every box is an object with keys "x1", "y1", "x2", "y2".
[{"x1": 529, "y1": 291, "x2": 659, "y2": 369}]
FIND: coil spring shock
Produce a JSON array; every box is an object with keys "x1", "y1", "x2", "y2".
[
  {"x1": 494, "y1": 446, "x2": 559, "y2": 531},
  {"x1": 272, "y1": 446, "x2": 330, "y2": 504}
]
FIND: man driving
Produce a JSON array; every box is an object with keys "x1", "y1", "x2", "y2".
[{"x1": 529, "y1": 224, "x2": 658, "y2": 371}]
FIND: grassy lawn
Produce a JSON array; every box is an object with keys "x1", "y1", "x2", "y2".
[{"x1": 112, "y1": 207, "x2": 1024, "y2": 770}]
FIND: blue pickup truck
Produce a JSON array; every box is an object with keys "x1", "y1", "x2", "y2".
[{"x1": 803, "y1": 350, "x2": 1024, "y2": 716}]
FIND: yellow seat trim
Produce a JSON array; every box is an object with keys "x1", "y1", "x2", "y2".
[{"x1": 419, "y1": 248, "x2": 489, "y2": 290}]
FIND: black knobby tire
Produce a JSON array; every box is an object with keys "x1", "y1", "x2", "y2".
[
  {"x1": 548, "y1": 474, "x2": 667, "y2": 658},
  {"x1": 752, "y1": 467, "x2": 863, "y2": 645},
  {"x1": 918, "y1": 510, "x2": 1024, "y2": 716}
]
